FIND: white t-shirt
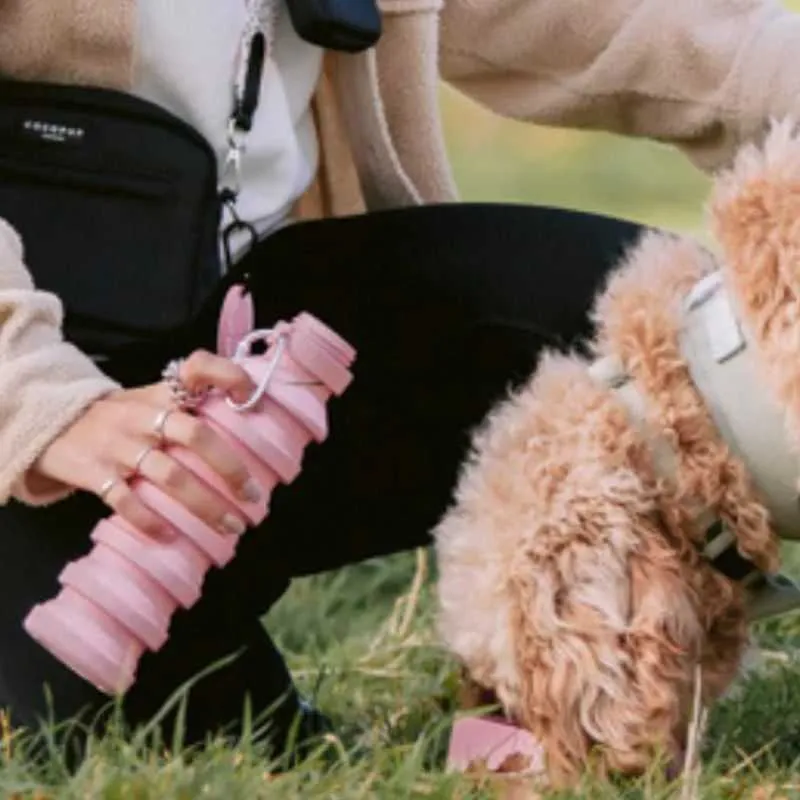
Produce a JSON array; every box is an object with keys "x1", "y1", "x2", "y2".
[{"x1": 134, "y1": 1, "x2": 322, "y2": 254}]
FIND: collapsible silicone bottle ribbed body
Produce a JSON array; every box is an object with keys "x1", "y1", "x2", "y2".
[{"x1": 23, "y1": 312, "x2": 356, "y2": 695}]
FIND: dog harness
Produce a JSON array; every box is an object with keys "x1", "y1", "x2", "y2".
[{"x1": 589, "y1": 271, "x2": 800, "y2": 620}]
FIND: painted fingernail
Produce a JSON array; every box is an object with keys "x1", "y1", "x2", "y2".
[
  {"x1": 241, "y1": 479, "x2": 263, "y2": 504},
  {"x1": 220, "y1": 513, "x2": 246, "y2": 536},
  {"x1": 232, "y1": 381, "x2": 257, "y2": 404}
]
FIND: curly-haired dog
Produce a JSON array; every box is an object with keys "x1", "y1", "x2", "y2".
[{"x1": 434, "y1": 121, "x2": 800, "y2": 787}]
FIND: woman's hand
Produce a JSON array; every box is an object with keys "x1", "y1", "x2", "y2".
[{"x1": 31, "y1": 349, "x2": 263, "y2": 538}]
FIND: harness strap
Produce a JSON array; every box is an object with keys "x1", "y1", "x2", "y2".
[
  {"x1": 589, "y1": 270, "x2": 800, "y2": 619},
  {"x1": 587, "y1": 353, "x2": 757, "y2": 584},
  {"x1": 682, "y1": 274, "x2": 800, "y2": 541}
]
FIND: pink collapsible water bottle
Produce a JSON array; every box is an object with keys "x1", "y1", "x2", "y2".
[{"x1": 23, "y1": 295, "x2": 356, "y2": 695}]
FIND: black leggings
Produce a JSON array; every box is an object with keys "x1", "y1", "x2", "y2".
[{"x1": 0, "y1": 204, "x2": 643, "y2": 746}]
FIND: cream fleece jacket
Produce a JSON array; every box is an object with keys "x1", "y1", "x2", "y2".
[{"x1": 0, "y1": 0, "x2": 798, "y2": 505}]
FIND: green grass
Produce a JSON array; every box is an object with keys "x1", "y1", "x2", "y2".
[
  {"x1": 8, "y1": 2, "x2": 800, "y2": 794},
  {"x1": 7, "y1": 547, "x2": 800, "y2": 798}
]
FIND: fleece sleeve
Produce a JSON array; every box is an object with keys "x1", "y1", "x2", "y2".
[
  {"x1": 440, "y1": 0, "x2": 800, "y2": 172},
  {"x1": 0, "y1": 218, "x2": 119, "y2": 506}
]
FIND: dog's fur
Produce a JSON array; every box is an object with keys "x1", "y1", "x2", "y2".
[{"x1": 434, "y1": 121, "x2": 800, "y2": 787}]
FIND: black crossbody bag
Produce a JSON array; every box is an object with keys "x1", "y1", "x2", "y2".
[
  {"x1": 0, "y1": 0, "x2": 381, "y2": 356},
  {"x1": 0, "y1": 79, "x2": 223, "y2": 354}
]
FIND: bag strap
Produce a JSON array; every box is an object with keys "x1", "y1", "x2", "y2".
[
  {"x1": 220, "y1": 0, "x2": 277, "y2": 202},
  {"x1": 218, "y1": 0, "x2": 279, "y2": 271}
]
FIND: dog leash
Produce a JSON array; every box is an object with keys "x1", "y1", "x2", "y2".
[{"x1": 589, "y1": 351, "x2": 752, "y2": 579}]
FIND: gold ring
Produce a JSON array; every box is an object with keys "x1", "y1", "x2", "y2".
[
  {"x1": 99, "y1": 475, "x2": 122, "y2": 501},
  {"x1": 152, "y1": 408, "x2": 174, "y2": 443},
  {"x1": 133, "y1": 444, "x2": 157, "y2": 476}
]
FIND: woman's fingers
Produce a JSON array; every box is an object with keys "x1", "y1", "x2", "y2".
[
  {"x1": 118, "y1": 442, "x2": 246, "y2": 536},
  {"x1": 36, "y1": 347, "x2": 262, "y2": 540},
  {"x1": 115, "y1": 403, "x2": 262, "y2": 504},
  {"x1": 178, "y1": 349, "x2": 256, "y2": 404},
  {"x1": 163, "y1": 412, "x2": 262, "y2": 503},
  {"x1": 123, "y1": 350, "x2": 256, "y2": 408},
  {"x1": 89, "y1": 468, "x2": 172, "y2": 540}
]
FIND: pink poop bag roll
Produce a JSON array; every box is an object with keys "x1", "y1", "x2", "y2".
[
  {"x1": 446, "y1": 716, "x2": 545, "y2": 776},
  {"x1": 23, "y1": 308, "x2": 356, "y2": 696}
]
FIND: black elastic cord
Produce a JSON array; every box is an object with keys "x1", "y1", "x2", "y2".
[{"x1": 233, "y1": 31, "x2": 266, "y2": 133}]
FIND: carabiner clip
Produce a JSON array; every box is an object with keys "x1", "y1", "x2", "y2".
[
  {"x1": 220, "y1": 148, "x2": 242, "y2": 198},
  {"x1": 226, "y1": 331, "x2": 289, "y2": 413}
]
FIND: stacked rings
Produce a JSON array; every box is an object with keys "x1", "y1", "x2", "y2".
[
  {"x1": 162, "y1": 359, "x2": 208, "y2": 410},
  {"x1": 97, "y1": 408, "x2": 173, "y2": 502}
]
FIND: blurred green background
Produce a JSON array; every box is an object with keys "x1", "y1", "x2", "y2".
[
  {"x1": 439, "y1": 0, "x2": 800, "y2": 235},
  {"x1": 441, "y1": 90, "x2": 709, "y2": 233}
]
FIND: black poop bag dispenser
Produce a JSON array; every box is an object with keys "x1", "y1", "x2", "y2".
[{"x1": 286, "y1": 0, "x2": 382, "y2": 52}]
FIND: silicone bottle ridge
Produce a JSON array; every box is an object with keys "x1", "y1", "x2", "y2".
[{"x1": 22, "y1": 312, "x2": 356, "y2": 696}]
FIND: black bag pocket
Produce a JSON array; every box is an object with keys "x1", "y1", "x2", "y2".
[{"x1": 0, "y1": 81, "x2": 223, "y2": 353}]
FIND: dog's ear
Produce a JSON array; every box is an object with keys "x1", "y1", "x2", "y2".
[
  {"x1": 508, "y1": 470, "x2": 708, "y2": 785},
  {"x1": 710, "y1": 118, "x2": 800, "y2": 445}
]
